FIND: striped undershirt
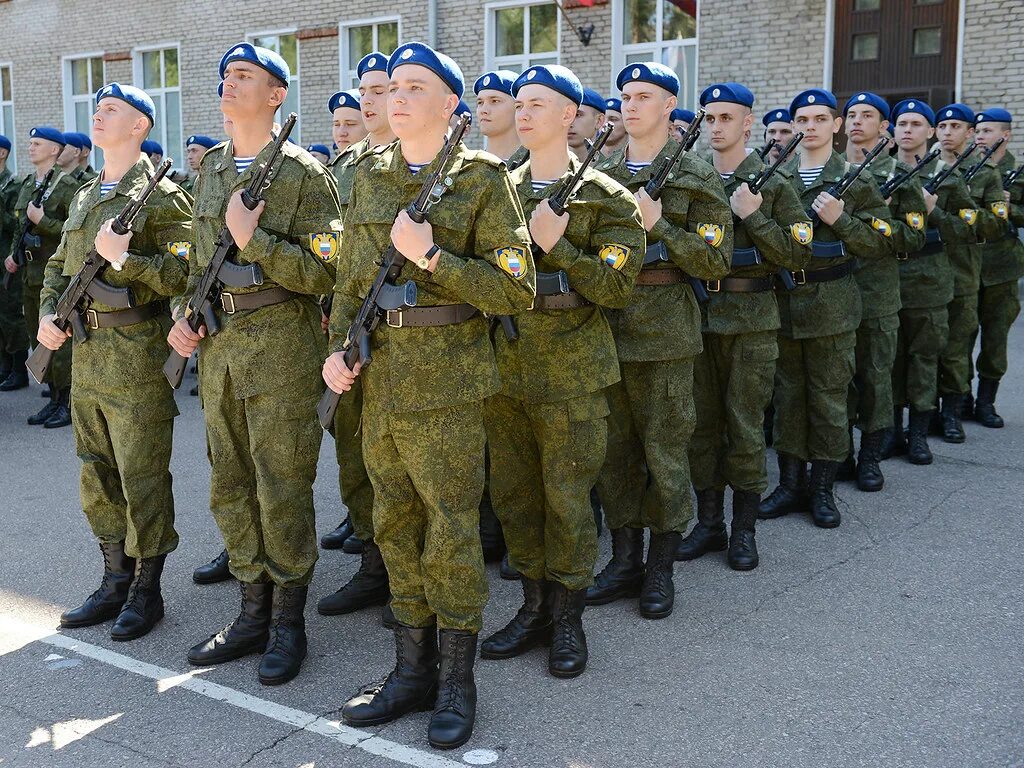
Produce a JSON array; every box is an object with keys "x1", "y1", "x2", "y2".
[
  {"x1": 720, "y1": 172, "x2": 734, "y2": 182},
  {"x1": 626, "y1": 161, "x2": 650, "y2": 176},
  {"x1": 234, "y1": 156, "x2": 256, "y2": 174},
  {"x1": 99, "y1": 182, "x2": 118, "y2": 196},
  {"x1": 799, "y1": 165, "x2": 825, "y2": 187},
  {"x1": 531, "y1": 179, "x2": 556, "y2": 192},
  {"x1": 407, "y1": 162, "x2": 427, "y2": 174}
]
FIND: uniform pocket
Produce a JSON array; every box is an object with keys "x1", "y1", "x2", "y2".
[{"x1": 742, "y1": 335, "x2": 779, "y2": 363}]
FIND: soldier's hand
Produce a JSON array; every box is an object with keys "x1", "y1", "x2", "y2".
[
  {"x1": 730, "y1": 184, "x2": 763, "y2": 220},
  {"x1": 225, "y1": 190, "x2": 264, "y2": 251},
  {"x1": 923, "y1": 189, "x2": 938, "y2": 215},
  {"x1": 37, "y1": 314, "x2": 71, "y2": 351},
  {"x1": 321, "y1": 312, "x2": 330, "y2": 334},
  {"x1": 167, "y1": 317, "x2": 205, "y2": 358},
  {"x1": 323, "y1": 351, "x2": 361, "y2": 394},
  {"x1": 391, "y1": 210, "x2": 435, "y2": 268},
  {"x1": 529, "y1": 200, "x2": 569, "y2": 252},
  {"x1": 634, "y1": 188, "x2": 663, "y2": 232},
  {"x1": 1004, "y1": 190, "x2": 1012, "y2": 204},
  {"x1": 4, "y1": 256, "x2": 16, "y2": 274},
  {"x1": 26, "y1": 201, "x2": 44, "y2": 225},
  {"x1": 94, "y1": 219, "x2": 133, "y2": 263},
  {"x1": 812, "y1": 192, "x2": 845, "y2": 226}
]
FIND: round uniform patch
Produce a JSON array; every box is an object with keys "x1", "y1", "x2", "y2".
[
  {"x1": 632, "y1": 68, "x2": 641, "y2": 79},
  {"x1": 167, "y1": 241, "x2": 191, "y2": 260},
  {"x1": 807, "y1": 95, "x2": 816, "y2": 104},
  {"x1": 790, "y1": 222, "x2": 813, "y2": 245},
  {"x1": 697, "y1": 223, "x2": 725, "y2": 248},
  {"x1": 483, "y1": 75, "x2": 491, "y2": 86},
  {"x1": 905, "y1": 212, "x2": 925, "y2": 231},
  {"x1": 712, "y1": 88, "x2": 721, "y2": 98},
  {"x1": 857, "y1": 94, "x2": 866, "y2": 101},
  {"x1": 908, "y1": 101, "x2": 916, "y2": 109},
  {"x1": 991, "y1": 201, "x2": 1009, "y2": 220},
  {"x1": 367, "y1": 56, "x2": 377, "y2": 68},
  {"x1": 526, "y1": 69, "x2": 537, "y2": 81},
  {"x1": 959, "y1": 208, "x2": 978, "y2": 225},
  {"x1": 309, "y1": 233, "x2": 339, "y2": 261},
  {"x1": 401, "y1": 49, "x2": 413, "y2": 60},
  {"x1": 946, "y1": 109, "x2": 953, "y2": 117},
  {"x1": 776, "y1": 111, "x2": 783, "y2": 119},
  {"x1": 871, "y1": 217, "x2": 893, "y2": 237},
  {"x1": 599, "y1": 243, "x2": 630, "y2": 270},
  {"x1": 496, "y1": 246, "x2": 527, "y2": 279}
]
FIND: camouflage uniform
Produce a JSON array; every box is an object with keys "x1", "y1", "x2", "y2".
[
  {"x1": 39, "y1": 158, "x2": 191, "y2": 558},
  {"x1": 330, "y1": 141, "x2": 534, "y2": 632},
  {"x1": 72, "y1": 166, "x2": 98, "y2": 186},
  {"x1": 187, "y1": 139, "x2": 341, "y2": 587},
  {"x1": 0, "y1": 166, "x2": 29, "y2": 358},
  {"x1": 488, "y1": 157, "x2": 643, "y2": 590},
  {"x1": 596, "y1": 142, "x2": 732, "y2": 534}
]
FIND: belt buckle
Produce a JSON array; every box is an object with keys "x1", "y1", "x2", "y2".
[
  {"x1": 793, "y1": 269, "x2": 807, "y2": 286},
  {"x1": 86, "y1": 308, "x2": 99, "y2": 330},
  {"x1": 705, "y1": 279, "x2": 721, "y2": 293},
  {"x1": 386, "y1": 309, "x2": 404, "y2": 328},
  {"x1": 220, "y1": 292, "x2": 237, "y2": 314},
  {"x1": 896, "y1": 252, "x2": 909, "y2": 261},
  {"x1": 24, "y1": 250, "x2": 33, "y2": 262}
]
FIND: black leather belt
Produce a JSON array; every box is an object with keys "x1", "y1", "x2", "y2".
[
  {"x1": 385, "y1": 303, "x2": 479, "y2": 328},
  {"x1": 219, "y1": 286, "x2": 296, "y2": 314},
  {"x1": 636, "y1": 268, "x2": 687, "y2": 286},
  {"x1": 83, "y1": 302, "x2": 164, "y2": 329},
  {"x1": 900, "y1": 241, "x2": 944, "y2": 260},
  {"x1": 731, "y1": 247, "x2": 763, "y2": 267},
  {"x1": 706, "y1": 275, "x2": 776, "y2": 293},
  {"x1": 780, "y1": 261, "x2": 854, "y2": 286},
  {"x1": 811, "y1": 240, "x2": 846, "y2": 259},
  {"x1": 534, "y1": 292, "x2": 590, "y2": 310}
]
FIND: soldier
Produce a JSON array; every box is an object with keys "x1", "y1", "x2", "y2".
[
  {"x1": 168, "y1": 42, "x2": 342, "y2": 686},
  {"x1": 182, "y1": 135, "x2": 218, "y2": 195},
  {"x1": 306, "y1": 144, "x2": 331, "y2": 165},
  {"x1": 604, "y1": 97, "x2": 627, "y2": 155},
  {"x1": 588, "y1": 63, "x2": 731, "y2": 619},
  {"x1": 322, "y1": 41, "x2": 534, "y2": 749},
  {"x1": 569, "y1": 88, "x2": 606, "y2": 161},
  {"x1": 969, "y1": 108, "x2": 1022, "y2": 428},
  {"x1": 474, "y1": 70, "x2": 520, "y2": 162},
  {"x1": 330, "y1": 88, "x2": 368, "y2": 155},
  {"x1": 843, "y1": 93, "x2": 925, "y2": 479},
  {"x1": 671, "y1": 108, "x2": 695, "y2": 142},
  {"x1": 758, "y1": 89, "x2": 891, "y2": 527},
  {"x1": 0, "y1": 133, "x2": 30, "y2": 391},
  {"x1": 37, "y1": 83, "x2": 191, "y2": 640},
  {"x1": 481, "y1": 64, "x2": 643, "y2": 677},
  {"x1": 4, "y1": 126, "x2": 79, "y2": 427},
  {"x1": 141, "y1": 140, "x2": 163, "y2": 167},
  {"x1": 762, "y1": 108, "x2": 794, "y2": 164},
  {"x1": 57, "y1": 133, "x2": 95, "y2": 185},
  {"x1": 73, "y1": 133, "x2": 97, "y2": 180},
  {"x1": 679, "y1": 82, "x2": 811, "y2": 570}
]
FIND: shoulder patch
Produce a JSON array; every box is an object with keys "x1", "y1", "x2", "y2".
[
  {"x1": 599, "y1": 243, "x2": 631, "y2": 271},
  {"x1": 905, "y1": 212, "x2": 926, "y2": 231},
  {"x1": 697, "y1": 222, "x2": 725, "y2": 248},
  {"x1": 790, "y1": 221, "x2": 813, "y2": 245},
  {"x1": 309, "y1": 232, "x2": 339, "y2": 261},
  {"x1": 495, "y1": 245, "x2": 528, "y2": 279},
  {"x1": 990, "y1": 201, "x2": 1008, "y2": 220},
  {"x1": 959, "y1": 208, "x2": 978, "y2": 225},
  {"x1": 167, "y1": 241, "x2": 191, "y2": 261},
  {"x1": 871, "y1": 217, "x2": 893, "y2": 237}
]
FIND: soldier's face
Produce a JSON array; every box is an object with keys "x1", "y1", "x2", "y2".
[
  {"x1": 704, "y1": 103, "x2": 751, "y2": 150},
  {"x1": 895, "y1": 115, "x2": 934, "y2": 151},
  {"x1": 388, "y1": 65, "x2": 458, "y2": 140},
  {"x1": 765, "y1": 121, "x2": 794, "y2": 161},
  {"x1": 359, "y1": 71, "x2": 391, "y2": 135},
  {"x1": 845, "y1": 105, "x2": 885, "y2": 143},
  {"x1": 974, "y1": 121, "x2": 1010, "y2": 149},
  {"x1": 936, "y1": 120, "x2": 972, "y2": 152},
  {"x1": 186, "y1": 144, "x2": 205, "y2": 171},
  {"x1": 605, "y1": 110, "x2": 626, "y2": 144},
  {"x1": 621, "y1": 83, "x2": 674, "y2": 141},
  {"x1": 671, "y1": 120, "x2": 688, "y2": 141},
  {"x1": 27, "y1": 138, "x2": 60, "y2": 165},
  {"x1": 221, "y1": 61, "x2": 286, "y2": 120},
  {"x1": 568, "y1": 105, "x2": 605, "y2": 149},
  {"x1": 92, "y1": 99, "x2": 148, "y2": 152},
  {"x1": 794, "y1": 106, "x2": 841, "y2": 150},
  {"x1": 476, "y1": 90, "x2": 516, "y2": 138},
  {"x1": 333, "y1": 107, "x2": 368, "y2": 152},
  {"x1": 57, "y1": 144, "x2": 79, "y2": 169},
  {"x1": 514, "y1": 84, "x2": 574, "y2": 150}
]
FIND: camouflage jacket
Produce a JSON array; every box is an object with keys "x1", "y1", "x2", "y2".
[
  {"x1": 0, "y1": 167, "x2": 18, "y2": 266},
  {"x1": 981, "y1": 151, "x2": 1024, "y2": 286},
  {"x1": 507, "y1": 146, "x2": 530, "y2": 171},
  {"x1": 330, "y1": 141, "x2": 535, "y2": 414},
  {"x1": 328, "y1": 136, "x2": 371, "y2": 215},
  {"x1": 186, "y1": 139, "x2": 341, "y2": 400},
  {"x1": 708, "y1": 151, "x2": 812, "y2": 334},
  {"x1": 8, "y1": 168, "x2": 80, "y2": 287},
  {"x1": 919, "y1": 156, "x2": 980, "y2": 299},
  {"x1": 597, "y1": 140, "x2": 732, "y2": 361},
  {"x1": 498, "y1": 155, "x2": 644, "y2": 404},
  {"x1": 72, "y1": 166, "x2": 98, "y2": 186}
]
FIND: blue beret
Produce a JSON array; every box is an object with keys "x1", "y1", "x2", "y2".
[
  {"x1": 186, "y1": 135, "x2": 218, "y2": 149},
  {"x1": 762, "y1": 108, "x2": 791, "y2": 126},
  {"x1": 700, "y1": 82, "x2": 754, "y2": 108},
  {"x1": 75, "y1": 132, "x2": 92, "y2": 150},
  {"x1": 62, "y1": 132, "x2": 85, "y2": 149},
  {"x1": 95, "y1": 82, "x2": 156, "y2": 125},
  {"x1": 455, "y1": 100, "x2": 473, "y2": 122},
  {"x1": 512, "y1": 65, "x2": 583, "y2": 107},
  {"x1": 328, "y1": 89, "x2": 361, "y2": 113},
  {"x1": 218, "y1": 81, "x2": 224, "y2": 97},
  {"x1": 357, "y1": 51, "x2": 389, "y2": 79},
  {"x1": 936, "y1": 103, "x2": 975, "y2": 124},
  {"x1": 581, "y1": 88, "x2": 606, "y2": 113},
  {"x1": 388, "y1": 42, "x2": 464, "y2": 98},
  {"x1": 976, "y1": 107, "x2": 1012, "y2": 125},
  {"x1": 790, "y1": 88, "x2": 837, "y2": 115},
  {"x1": 891, "y1": 98, "x2": 936, "y2": 127},
  {"x1": 843, "y1": 91, "x2": 890, "y2": 119},
  {"x1": 29, "y1": 126, "x2": 67, "y2": 147},
  {"x1": 219, "y1": 42, "x2": 290, "y2": 86},
  {"x1": 0, "y1": 135, "x2": 11, "y2": 152},
  {"x1": 616, "y1": 62, "x2": 680, "y2": 96},
  {"x1": 141, "y1": 140, "x2": 163, "y2": 156},
  {"x1": 605, "y1": 98, "x2": 622, "y2": 113},
  {"x1": 474, "y1": 70, "x2": 518, "y2": 96},
  {"x1": 671, "y1": 109, "x2": 695, "y2": 123},
  {"x1": 306, "y1": 144, "x2": 332, "y2": 157}
]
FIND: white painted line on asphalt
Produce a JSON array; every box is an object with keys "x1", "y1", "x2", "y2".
[{"x1": 0, "y1": 616, "x2": 469, "y2": 768}]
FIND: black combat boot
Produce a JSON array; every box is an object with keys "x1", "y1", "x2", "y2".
[
  {"x1": 758, "y1": 453, "x2": 807, "y2": 519},
  {"x1": 478, "y1": 498, "x2": 507, "y2": 563},
  {"x1": 640, "y1": 531, "x2": 680, "y2": 619},
  {"x1": 856, "y1": 430, "x2": 886, "y2": 492},
  {"x1": 940, "y1": 396, "x2": 966, "y2": 444},
  {"x1": 480, "y1": 577, "x2": 552, "y2": 659},
  {"x1": 961, "y1": 391, "x2": 975, "y2": 421},
  {"x1": 836, "y1": 426, "x2": 857, "y2": 481},
  {"x1": 110, "y1": 555, "x2": 166, "y2": 641},
  {"x1": 188, "y1": 582, "x2": 273, "y2": 665},
  {"x1": 975, "y1": 378, "x2": 1005, "y2": 428},
  {"x1": 60, "y1": 541, "x2": 136, "y2": 628},
  {"x1": 381, "y1": 601, "x2": 399, "y2": 629},
  {"x1": 44, "y1": 387, "x2": 72, "y2": 428},
  {"x1": 585, "y1": 527, "x2": 643, "y2": 605},
  {"x1": 342, "y1": 623, "x2": 439, "y2": 727},
  {"x1": 342, "y1": 534, "x2": 365, "y2": 555},
  {"x1": 259, "y1": 586, "x2": 308, "y2": 685},
  {"x1": 317, "y1": 539, "x2": 390, "y2": 615},
  {"x1": 0, "y1": 350, "x2": 10, "y2": 382},
  {"x1": 808, "y1": 460, "x2": 841, "y2": 529},
  {"x1": 676, "y1": 488, "x2": 727, "y2": 561},
  {"x1": 27, "y1": 385, "x2": 58, "y2": 425},
  {"x1": 499, "y1": 553, "x2": 521, "y2": 581},
  {"x1": 0, "y1": 349, "x2": 28, "y2": 391},
  {"x1": 548, "y1": 583, "x2": 588, "y2": 678},
  {"x1": 193, "y1": 549, "x2": 232, "y2": 584},
  {"x1": 728, "y1": 490, "x2": 760, "y2": 571},
  {"x1": 428, "y1": 630, "x2": 478, "y2": 750},
  {"x1": 881, "y1": 407, "x2": 907, "y2": 459},
  {"x1": 907, "y1": 409, "x2": 934, "y2": 465},
  {"x1": 320, "y1": 516, "x2": 354, "y2": 550}
]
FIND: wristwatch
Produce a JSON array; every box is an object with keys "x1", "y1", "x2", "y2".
[
  {"x1": 110, "y1": 251, "x2": 131, "y2": 271},
  {"x1": 416, "y1": 244, "x2": 439, "y2": 270}
]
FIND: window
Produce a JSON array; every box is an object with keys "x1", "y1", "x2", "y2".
[
  {"x1": 852, "y1": 32, "x2": 879, "y2": 60},
  {"x1": 485, "y1": 2, "x2": 559, "y2": 73},
  {"x1": 0, "y1": 64, "x2": 14, "y2": 174},
  {"x1": 854, "y1": 0, "x2": 880, "y2": 10},
  {"x1": 62, "y1": 55, "x2": 105, "y2": 169},
  {"x1": 250, "y1": 32, "x2": 300, "y2": 142},
  {"x1": 613, "y1": 0, "x2": 699, "y2": 111},
  {"x1": 340, "y1": 18, "x2": 400, "y2": 89},
  {"x1": 913, "y1": 27, "x2": 942, "y2": 56},
  {"x1": 133, "y1": 46, "x2": 182, "y2": 170}
]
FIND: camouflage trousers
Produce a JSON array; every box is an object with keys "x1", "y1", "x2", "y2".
[
  {"x1": 849, "y1": 314, "x2": 898, "y2": 433},
  {"x1": 971, "y1": 279, "x2": 1021, "y2": 381},
  {"x1": 774, "y1": 331, "x2": 856, "y2": 462},
  {"x1": 203, "y1": 368, "x2": 321, "y2": 587},
  {"x1": 72, "y1": 387, "x2": 178, "y2": 559},
  {"x1": 938, "y1": 293, "x2": 978, "y2": 397},
  {"x1": 333, "y1": 375, "x2": 374, "y2": 540},
  {"x1": 363, "y1": 399, "x2": 488, "y2": 632},
  {"x1": 24, "y1": 280, "x2": 71, "y2": 388},
  {"x1": 690, "y1": 330, "x2": 778, "y2": 495},
  {"x1": 484, "y1": 391, "x2": 606, "y2": 591},
  {"x1": 598, "y1": 358, "x2": 696, "y2": 535},
  {"x1": 893, "y1": 305, "x2": 948, "y2": 411},
  {"x1": 0, "y1": 269, "x2": 29, "y2": 354}
]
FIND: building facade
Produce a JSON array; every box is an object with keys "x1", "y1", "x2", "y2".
[{"x1": 0, "y1": 0, "x2": 1020, "y2": 173}]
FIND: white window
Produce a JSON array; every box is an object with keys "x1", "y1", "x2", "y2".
[
  {"x1": 62, "y1": 54, "x2": 105, "y2": 169},
  {"x1": 133, "y1": 45, "x2": 183, "y2": 170},
  {"x1": 0, "y1": 64, "x2": 15, "y2": 174},
  {"x1": 485, "y1": 1, "x2": 560, "y2": 73},
  {"x1": 339, "y1": 17, "x2": 400, "y2": 89},
  {"x1": 249, "y1": 32, "x2": 301, "y2": 142},
  {"x1": 612, "y1": 0, "x2": 699, "y2": 111}
]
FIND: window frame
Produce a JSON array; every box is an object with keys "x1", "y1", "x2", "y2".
[
  {"x1": 0, "y1": 62, "x2": 16, "y2": 175},
  {"x1": 911, "y1": 26, "x2": 943, "y2": 57},
  {"x1": 483, "y1": 0, "x2": 562, "y2": 74},
  {"x1": 61, "y1": 52, "x2": 105, "y2": 170},
  {"x1": 338, "y1": 15, "x2": 402, "y2": 90},
  {"x1": 247, "y1": 29, "x2": 302, "y2": 143},
  {"x1": 131, "y1": 42, "x2": 184, "y2": 171}
]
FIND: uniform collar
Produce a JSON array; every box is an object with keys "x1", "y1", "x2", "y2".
[
  {"x1": 514, "y1": 153, "x2": 584, "y2": 201},
  {"x1": 721, "y1": 150, "x2": 764, "y2": 190}
]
